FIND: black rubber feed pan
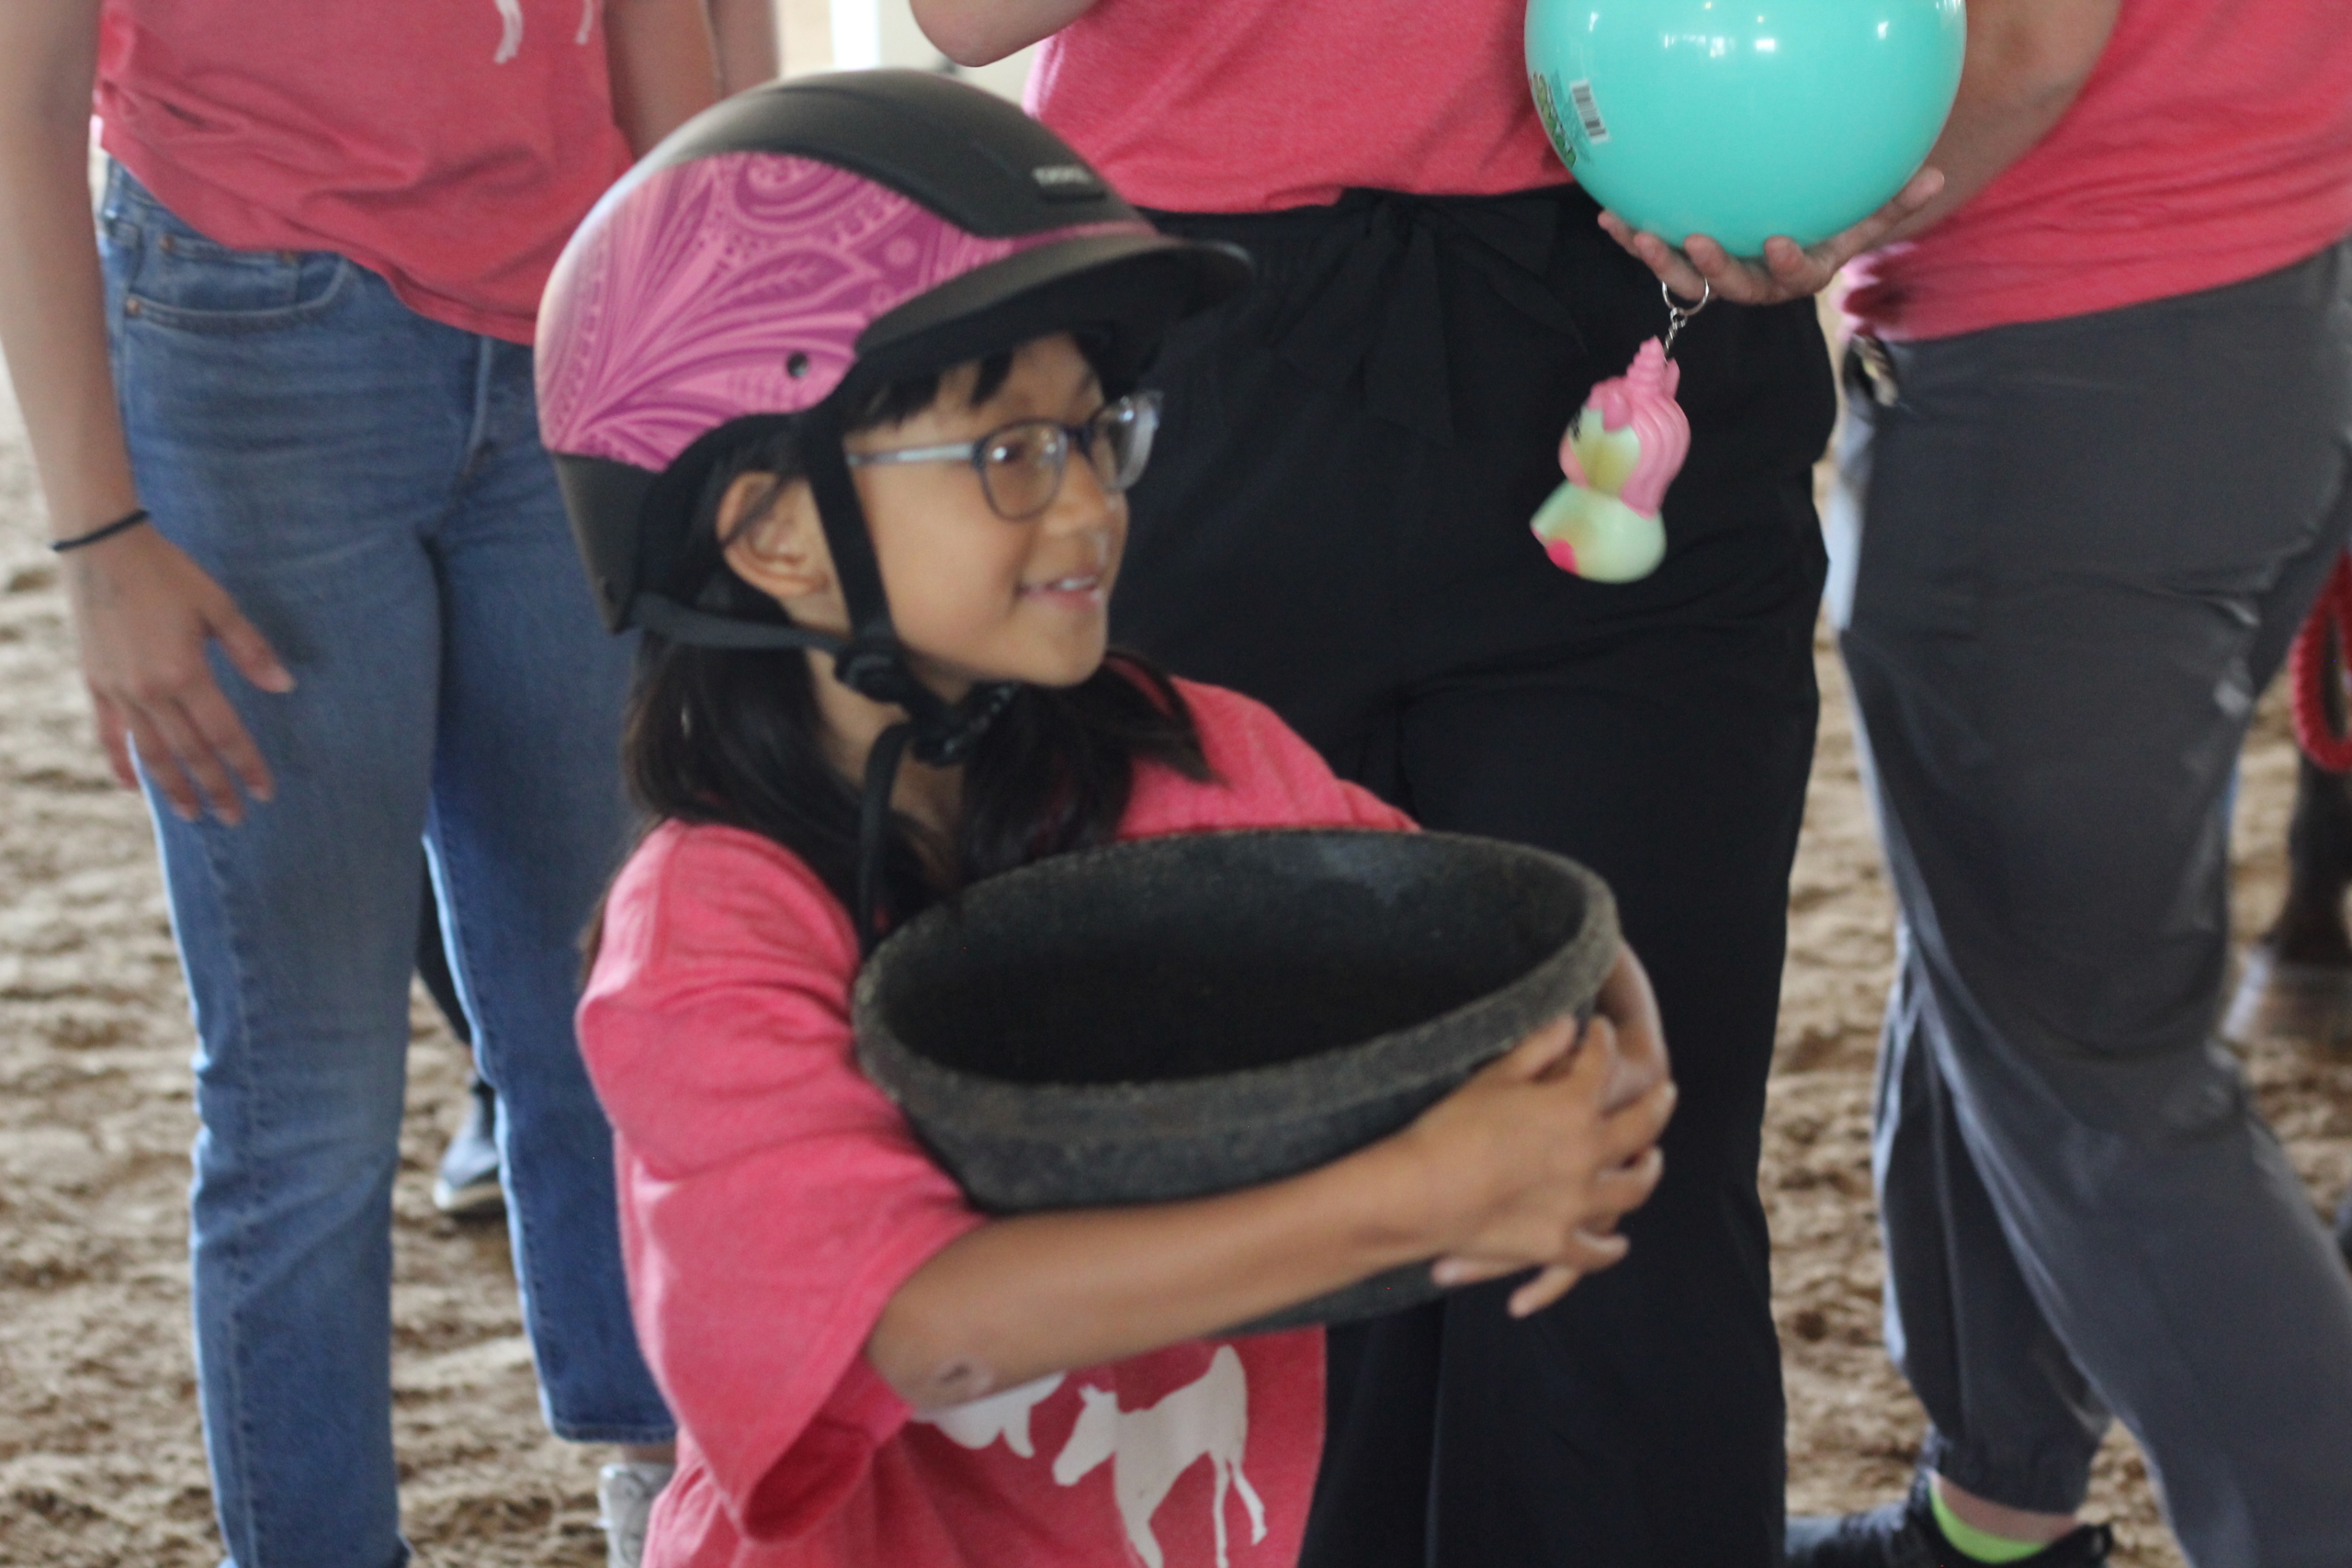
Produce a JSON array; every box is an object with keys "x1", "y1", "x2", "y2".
[{"x1": 854, "y1": 829, "x2": 1620, "y2": 1333}]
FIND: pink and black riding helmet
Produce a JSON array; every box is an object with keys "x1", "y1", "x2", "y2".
[{"x1": 537, "y1": 70, "x2": 1250, "y2": 751}]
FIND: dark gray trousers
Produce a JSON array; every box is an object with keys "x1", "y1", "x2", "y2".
[{"x1": 1832, "y1": 240, "x2": 2352, "y2": 1568}]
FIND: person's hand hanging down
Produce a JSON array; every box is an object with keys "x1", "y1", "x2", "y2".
[
  {"x1": 64, "y1": 525, "x2": 294, "y2": 825},
  {"x1": 1597, "y1": 167, "x2": 1945, "y2": 306}
]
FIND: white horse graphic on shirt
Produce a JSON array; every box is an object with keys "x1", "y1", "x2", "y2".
[
  {"x1": 1052, "y1": 1346, "x2": 1268, "y2": 1568},
  {"x1": 492, "y1": 0, "x2": 599, "y2": 63}
]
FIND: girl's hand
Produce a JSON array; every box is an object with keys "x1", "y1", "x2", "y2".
[
  {"x1": 1389, "y1": 1011, "x2": 1675, "y2": 1318},
  {"x1": 1593, "y1": 942, "x2": 1668, "y2": 1111},
  {"x1": 64, "y1": 524, "x2": 293, "y2": 825}
]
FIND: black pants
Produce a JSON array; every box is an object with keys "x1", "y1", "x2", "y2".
[{"x1": 1119, "y1": 186, "x2": 1834, "y2": 1568}]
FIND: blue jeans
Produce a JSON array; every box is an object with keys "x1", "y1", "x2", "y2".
[{"x1": 101, "y1": 165, "x2": 672, "y2": 1568}]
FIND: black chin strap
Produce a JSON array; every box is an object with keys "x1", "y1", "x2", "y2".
[
  {"x1": 791, "y1": 400, "x2": 1025, "y2": 950},
  {"x1": 856, "y1": 721, "x2": 916, "y2": 949},
  {"x1": 848, "y1": 682, "x2": 1020, "y2": 953},
  {"x1": 641, "y1": 402, "x2": 1023, "y2": 954}
]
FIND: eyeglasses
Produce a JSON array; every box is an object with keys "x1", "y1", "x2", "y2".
[{"x1": 843, "y1": 391, "x2": 1162, "y2": 521}]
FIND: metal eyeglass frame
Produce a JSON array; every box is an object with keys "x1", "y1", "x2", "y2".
[{"x1": 842, "y1": 390, "x2": 1162, "y2": 521}]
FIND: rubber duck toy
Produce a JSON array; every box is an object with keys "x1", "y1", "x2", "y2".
[{"x1": 1530, "y1": 336, "x2": 1689, "y2": 582}]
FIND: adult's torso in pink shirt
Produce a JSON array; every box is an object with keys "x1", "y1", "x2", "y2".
[
  {"x1": 96, "y1": 0, "x2": 634, "y2": 344},
  {"x1": 1029, "y1": 0, "x2": 1568, "y2": 213},
  {"x1": 1846, "y1": 0, "x2": 2352, "y2": 342}
]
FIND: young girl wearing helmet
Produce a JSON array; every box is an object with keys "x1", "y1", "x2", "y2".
[{"x1": 543, "y1": 73, "x2": 1676, "y2": 1566}]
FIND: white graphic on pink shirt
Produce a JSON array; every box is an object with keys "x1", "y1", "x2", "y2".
[
  {"x1": 1051, "y1": 1347, "x2": 1269, "y2": 1568},
  {"x1": 911, "y1": 1373, "x2": 1066, "y2": 1459},
  {"x1": 494, "y1": 0, "x2": 525, "y2": 62},
  {"x1": 491, "y1": 0, "x2": 597, "y2": 62}
]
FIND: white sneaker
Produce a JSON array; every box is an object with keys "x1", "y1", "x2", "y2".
[{"x1": 597, "y1": 1461, "x2": 676, "y2": 1568}]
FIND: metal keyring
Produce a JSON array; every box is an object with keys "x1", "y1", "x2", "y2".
[{"x1": 1661, "y1": 278, "x2": 1712, "y2": 357}]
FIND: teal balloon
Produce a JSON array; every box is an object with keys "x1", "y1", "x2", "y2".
[{"x1": 1526, "y1": 0, "x2": 1964, "y2": 255}]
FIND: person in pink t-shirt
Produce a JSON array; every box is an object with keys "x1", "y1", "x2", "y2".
[
  {"x1": 0, "y1": 5, "x2": 765, "y2": 1563},
  {"x1": 906, "y1": 5, "x2": 1935, "y2": 1567},
  {"x1": 1613, "y1": 4, "x2": 2352, "y2": 1566},
  {"x1": 538, "y1": 74, "x2": 1678, "y2": 1568}
]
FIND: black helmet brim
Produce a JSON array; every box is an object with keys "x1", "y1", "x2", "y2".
[{"x1": 849, "y1": 230, "x2": 1252, "y2": 396}]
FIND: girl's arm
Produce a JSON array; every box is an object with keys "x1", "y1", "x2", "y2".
[
  {"x1": 0, "y1": 0, "x2": 294, "y2": 826},
  {"x1": 606, "y1": 0, "x2": 723, "y2": 154},
  {"x1": 868, "y1": 980, "x2": 1674, "y2": 1412},
  {"x1": 909, "y1": 0, "x2": 1097, "y2": 68}
]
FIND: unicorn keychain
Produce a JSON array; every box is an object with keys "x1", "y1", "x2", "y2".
[{"x1": 1530, "y1": 280, "x2": 1708, "y2": 582}]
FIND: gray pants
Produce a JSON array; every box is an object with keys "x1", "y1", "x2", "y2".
[{"x1": 1830, "y1": 240, "x2": 2352, "y2": 1568}]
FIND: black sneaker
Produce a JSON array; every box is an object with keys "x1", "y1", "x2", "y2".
[
  {"x1": 2336, "y1": 1185, "x2": 2352, "y2": 1268},
  {"x1": 432, "y1": 1077, "x2": 504, "y2": 1219},
  {"x1": 1788, "y1": 1476, "x2": 2113, "y2": 1568}
]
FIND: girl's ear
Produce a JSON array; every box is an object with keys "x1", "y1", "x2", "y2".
[{"x1": 719, "y1": 472, "x2": 836, "y2": 611}]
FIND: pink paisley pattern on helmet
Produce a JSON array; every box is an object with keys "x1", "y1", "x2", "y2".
[
  {"x1": 1557, "y1": 338, "x2": 1690, "y2": 517},
  {"x1": 537, "y1": 152, "x2": 1149, "y2": 471}
]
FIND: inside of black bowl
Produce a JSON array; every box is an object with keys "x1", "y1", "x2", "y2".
[{"x1": 875, "y1": 832, "x2": 1589, "y2": 1086}]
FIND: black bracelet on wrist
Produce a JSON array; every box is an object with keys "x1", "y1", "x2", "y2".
[{"x1": 51, "y1": 507, "x2": 153, "y2": 554}]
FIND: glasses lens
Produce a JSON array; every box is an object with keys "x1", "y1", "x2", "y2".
[
  {"x1": 978, "y1": 423, "x2": 1064, "y2": 519},
  {"x1": 1091, "y1": 393, "x2": 1160, "y2": 493}
]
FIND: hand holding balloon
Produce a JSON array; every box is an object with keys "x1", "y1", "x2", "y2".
[
  {"x1": 1597, "y1": 166, "x2": 1944, "y2": 308},
  {"x1": 1530, "y1": 338, "x2": 1688, "y2": 583},
  {"x1": 1527, "y1": 0, "x2": 1965, "y2": 298}
]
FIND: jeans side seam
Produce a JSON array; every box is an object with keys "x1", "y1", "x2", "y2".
[{"x1": 191, "y1": 813, "x2": 271, "y2": 1563}]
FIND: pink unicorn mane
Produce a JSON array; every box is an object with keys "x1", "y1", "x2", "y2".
[{"x1": 1573, "y1": 339, "x2": 1690, "y2": 516}]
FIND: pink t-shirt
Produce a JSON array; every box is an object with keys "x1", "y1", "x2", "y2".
[
  {"x1": 1846, "y1": 0, "x2": 2352, "y2": 342},
  {"x1": 94, "y1": 0, "x2": 634, "y2": 344},
  {"x1": 580, "y1": 681, "x2": 1415, "y2": 1568},
  {"x1": 1028, "y1": 0, "x2": 1566, "y2": 213}
]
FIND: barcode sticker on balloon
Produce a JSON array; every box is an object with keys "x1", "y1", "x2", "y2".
[{"x1": 1567, "y1": 79, "x2": 1611, "y2": 144}]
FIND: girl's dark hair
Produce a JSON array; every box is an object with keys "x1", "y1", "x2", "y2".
[{"x1": 617, "y1": 349, "x2": 1211, "y2": 935}]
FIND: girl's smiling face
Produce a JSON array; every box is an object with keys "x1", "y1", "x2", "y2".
[
  {"x1": 854, "y1": 333, "x2": 1125, "y2": 698},
  {"x1": 722, "y1": 333, "x2": 1125, "y2": 704}
]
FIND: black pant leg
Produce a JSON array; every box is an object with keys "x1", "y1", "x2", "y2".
[
  {"x1": 1385, "y1": 274, "x2": 1829, "y2": 1568},
  {"x1": 1396, "y1": 609, "x2": 1820, "y2": 1568}
]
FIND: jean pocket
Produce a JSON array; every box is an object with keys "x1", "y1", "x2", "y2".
[{"x1": 116, "y1": 218, "x2": 351, "y2": 334}]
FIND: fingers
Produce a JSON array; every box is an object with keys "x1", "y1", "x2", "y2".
[
  {"x1": 1597, "y1": 944, "x2": 1664, "y2": 1055},
  {"x1": 1592, "y1": 1144, "x2": 1666, "y2": 1216},
  {"x1": 87, "y1": 690, "x2": 139, "y2": 791},
  {"x1": 1678, "y1": 234, "x2": 1799, "y2": 305},
  {"x1": 1599, "y1": 1078, "x2": 1678, "y2": 1169},
  {"x1": 1490, "y1": 1010, "x2": 1581, "y2": 1083},
  {"x1": 1559, "y1": 1012, "x2": 1621, "y2": 1092},
  {"x1": 1430, "y1": 1254, "x2": 1528, "y2": 1289},
  {"x1": 65, "y1": 526, "x2": 288, "y2": 826},
  {"x1": 126, "y1": 686, "x2": 254, "y2": 824},
  {"x1": 1778, "y1": 166, "x2": 1947, "y2": 284},
  {"x1": 1601, "y1": 169, "x2": 1945, "y2": 311},
  {"x1": 181, "y1": 681, "x2": 277, "y2": 808},
  {"x1": 1510, "y1": 1260, "x2": 1595, "y2": 1318},
  {"x1": 210, "y1": 599, "x2": 296, "y2": 696},
  {"x1": 1594, "y1": 209, "x2": 1714, "y2": 300},
  {"x1": 1595, "y1": 944, "x2": 1669, "y2": 1107},
  {"x1": 119, "y1": 705, "x2": 202, "y2": 822}
]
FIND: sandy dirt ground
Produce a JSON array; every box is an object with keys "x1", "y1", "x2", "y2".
[{"x1": 5, "y1": 350, "x2": 2351, "y2": 1563}]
